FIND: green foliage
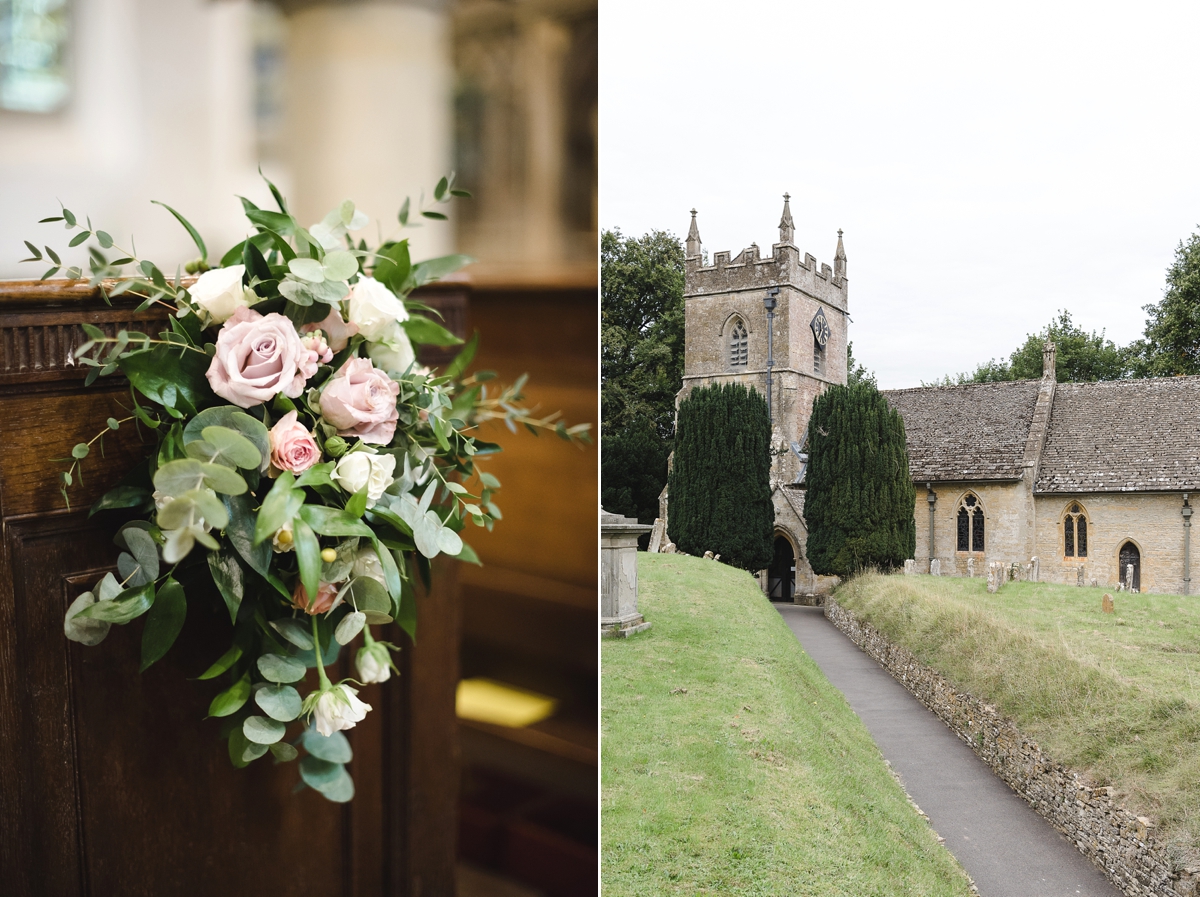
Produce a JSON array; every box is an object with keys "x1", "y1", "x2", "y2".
[
  {"x1": 847, "y1": 340, "x2": 877, "y2": 387},
  {"x1": 804, "y1": 381, "x2": 915, "y2": 576},
  {"x1": 668, "y1": 383, "x2": 772, "y2": 571},
  {"x1": 601, "y1": 228, "x2": 684, "y2": 525},
  {"x1": 928, "y1": 310, "x2": 1132, "y2": 385},
  {"x1": 1135, "y1": 229, "x2": 1200, "y2": 376}
]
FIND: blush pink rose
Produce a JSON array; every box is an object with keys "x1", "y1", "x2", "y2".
[
  {"x1": 205, "y1": 307, "x2": 312, "y2": 408},
  {"x1": 302, "y1": 306, "x2": 358, "y2": 352},
  {"x1": 319, "y1": 356, "x2": 400, "y2": 445},
  {"x1": 269, "y1": 411, "x2": 320, "y2": 475},
  {"x1": 292, "y1": 580, "x2": 340, "y2": 616}
]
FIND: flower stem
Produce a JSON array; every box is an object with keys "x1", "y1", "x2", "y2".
[{"x1": 311, "y1": 614, "x2": 332, "y2": 690}]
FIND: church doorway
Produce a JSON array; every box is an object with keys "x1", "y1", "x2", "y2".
[
  {"x1": 768, "y1": 536, "x2": 795, "y2": 601},
  {"x1": 1119, "y1": 542, "x2": 1141, "y2": 591}
]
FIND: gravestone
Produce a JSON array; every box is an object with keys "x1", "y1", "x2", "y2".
[
  {"x1": 1029, "y1": 556, "x2": 1039, "y2": 582},
  {"x1": 966, "y1": 558, "x2": 975, "y2": 578},
  {"x1": 1077, "y1": 566, "x2": 1085, "y2": 587},
  {"x1": 904, "y1": 559, "x2": 915, "y2": 575},
  {"x1": 930, "y1": 558, "x2": 941, "y2": 576},
  {"x1": 601, "y1": 509, "x2": 652, "y2": 638},
  {"x1": 1125, "y1": 564, "x2": 1135, "y2": 592},
  {"x1": 647, "y1": 483, "x2": 669, "y2": 553},
  {"x1": 1102, "y1": 594, "x2": 1114, "y2": 613}
]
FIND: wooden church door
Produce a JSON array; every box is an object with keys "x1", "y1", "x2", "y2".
[{"x1": 1119, "y1": 541, "x2": 1141, "y2": 591}]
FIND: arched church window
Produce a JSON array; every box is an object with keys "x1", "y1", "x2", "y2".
[
  {"x1": 1064, "y1": 502, "x2": 1088, "y2": 558},
  {"x1": 956, "y1": 493, "x2": 985, "y2": 552},
  {"x1": 729, "y1": 319, "x2": 748, "y2": 368}
]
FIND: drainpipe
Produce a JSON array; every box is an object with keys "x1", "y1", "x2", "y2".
[
  {"x1": 1184, "y1": 494, "x2": 1193, "y2": 596},
  {"x1": 763, "y1": 287, "x2": 779, "y2": 428},
  {"x1": 926, "y1": 483, "x2": 936, "y2": 573}
]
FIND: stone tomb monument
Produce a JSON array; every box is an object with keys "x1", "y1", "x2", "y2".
[{"x1": 601, "y1": 509, "x2": 653, "y2": 637}]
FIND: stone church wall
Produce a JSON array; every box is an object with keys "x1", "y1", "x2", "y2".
[
  {"x1": 911, "y1": 481, "x2": 1031, "y2": 577},
  {"x1": 1034, "y1": 493, "x2": 1190, "y2": 594}
]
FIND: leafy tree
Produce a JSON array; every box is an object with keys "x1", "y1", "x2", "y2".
[
  {"x1": 927, "y1": 310, "x2": 1131, "y2": 385},
  {"x1": 601, "y1": 228, "x2": 685, "y2": 525},
  {"x1": 1135, "y1": 230, "x2": 1200, "y2": 376},
  {"x1": 847, "y1": 341, "x2": 876, "y2": 387},
  {"x1": 668, "y1": 383, "x2": 773, "y2": 571},
  {"x1": 804, "y1": 382, "x2": 915, "y2": 576}
]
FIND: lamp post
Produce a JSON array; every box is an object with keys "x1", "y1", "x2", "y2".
[{"x1": 764, "y1": 287, "x2": 779, "y2": 427}]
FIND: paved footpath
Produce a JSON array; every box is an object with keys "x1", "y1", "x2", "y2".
[{"x1": 775, "y1": 604, "x2": 1123, "y2": 897}]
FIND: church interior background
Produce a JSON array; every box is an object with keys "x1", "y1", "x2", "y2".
[{"x1": 0, "y1": 2, "x2": 597, "y2": 894}]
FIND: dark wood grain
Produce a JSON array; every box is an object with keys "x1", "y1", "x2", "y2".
[{"x1": 0, "y1": 281, "x2": 462, "y2": 896}]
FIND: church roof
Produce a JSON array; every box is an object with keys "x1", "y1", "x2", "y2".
[
  {"x1": 883, "y1": 380, "x2": 1041, "y2": 482},
  {"x1": 1035, "y1": 376, "x2": 1200, "y2": 493}
]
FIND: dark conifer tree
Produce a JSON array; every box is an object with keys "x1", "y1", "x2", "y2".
[
  {"x1": 668, "y1": 383, "x2": 773, "y2": 571},
  {"x1": 804, "y1": 381, "x2": 915, "y2": 575}
]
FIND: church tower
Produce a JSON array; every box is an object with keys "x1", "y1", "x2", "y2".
[{"x1": 678, "y1": 195, "x2": 849, "y2": 597}]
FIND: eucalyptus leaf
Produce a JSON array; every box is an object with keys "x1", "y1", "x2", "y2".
[
  {"x1": 300, "y1": 505, "x2": 373, "y2": 539},
  {"x1": 117, "y1": 551, "x2": 154, "y2": 588},
  {"x1": 316, "y1": 766, "x2": 355, "y2": 803},
  {"x1": 140, "y1": 578, "x2": 186, "y2": 671},
  {"x1": 255, "y1": 684, "x2": 302, "y2": 721},
  {"x1": 299, "y1": 755, "x2": 349, "y2": 795},
  {"x1": 202, "y1": 425, "x2": 262, "y2": 469},
  {"x1": 228, "y1": 725, "x2": 253, "y2": 768},
  {"x1": 288, "y1": 257, "x2": 325, "y2": 283},
  {"x1": 301, "y1": 727, "x2": 353, "y2": 763},
  {"x1": 334, "y1": 611, "x2": 366, "y2": 645},
  {"x1": 184, "y1": 406, "x2": 270, "y2": 463},
  {"x1": 89, "y1": 485, "x2": 152, "y2": 517},
  {"x1": 209, "y1": 671, "x2": 251, "y2": 717},
  {"x1": 321, "y1": 250, "x2": 358, "y2": 282},
  {"x1": 242, "y1": 741, "x2": 270, "y2": 763},
  {"x1": 270, "y1": 618, "x2": 315, "y2": 651},
  {"x1": 244, "y1": 714, "x2": 287, "y2": 745},
  {"x1": 96, "y1": 571, "x2": 122, "y2": 602},
  {"x1": 270, "y1": 742, "x2": 299, "y2": 762},
  {"x1": 64, "y1": 592, "x2": 112, "y2": 646},
  {"x1": 343, "y1": 577, "x2": 390, "y2": 617},
  {"x1": 122, "y1": 525, "x2": 160, "y2": 582},
  {"x1": 257, "y1": 653, "x2": 307, "y2": 683}
]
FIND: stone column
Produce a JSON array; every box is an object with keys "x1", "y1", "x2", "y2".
[
  {"x1": 601, "y1": 509, "x2": 652, "y2": 638},
  {"x1": 279, "y1": 0, "x2": 454, "y2": 259}
]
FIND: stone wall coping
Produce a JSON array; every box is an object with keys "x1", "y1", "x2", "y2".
[{"x1": 826, "y1": 596, "x2": 1197, "y2": 897}]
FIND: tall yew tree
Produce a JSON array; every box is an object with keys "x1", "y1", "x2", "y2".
[
  {"x1": 668, "y1": 383, "x2": 773, "y2": 571},
  {"x1": 804, "y1": 382, "x2": 915, "y2": 576}
]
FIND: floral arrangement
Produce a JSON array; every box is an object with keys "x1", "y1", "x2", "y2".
[{"x1": 22, "y1": 174, "x2": 589, "y2": 803}]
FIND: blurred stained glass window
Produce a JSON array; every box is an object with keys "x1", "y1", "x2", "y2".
[{"x1": 0, "y1": 0, "x2": 70, "y2": 113}]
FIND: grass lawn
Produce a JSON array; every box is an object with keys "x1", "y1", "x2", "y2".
[
  {"x1": 601, "y1": 554, "x2": 974, "y2": 896},
  {"x1": 837, "y1": 572, "x2": 1200, "y2": 860}
]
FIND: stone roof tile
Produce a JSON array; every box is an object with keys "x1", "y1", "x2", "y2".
[
  {"x1": 1036, "y1": 376, "x2": 1200, "y2": 493},
  {"x1": 882, "y1": 380, "x2": 1040, "y2": 482}
]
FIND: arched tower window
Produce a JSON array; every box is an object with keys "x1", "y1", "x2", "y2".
[
  {"x1": 956, "y1": 493, "x2": 985, "y2": 552},
  {"x1": 729, "y1": 319, "x2": 748, "y2": 368},
  {"x1": 1064, "y1": 502, "x2": 1088, "y2": 558}
]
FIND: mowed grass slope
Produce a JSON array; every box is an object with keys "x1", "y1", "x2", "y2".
[
  {"x1": 837, "y1": 573, "x2": 1200, "y2": 858},
  {"x1": 602, "y1": 554, "x2": 973, "y2": 897}
]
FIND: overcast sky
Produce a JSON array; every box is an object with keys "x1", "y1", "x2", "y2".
[{"x1": 599, "y1": 1, "x2": 1200, "y2": 389}]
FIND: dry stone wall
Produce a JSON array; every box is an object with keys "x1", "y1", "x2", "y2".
[{"x1": 825, "y1": 597, "x2": 1199, "y2": 897}]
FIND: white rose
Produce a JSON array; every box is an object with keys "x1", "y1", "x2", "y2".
[
  {"x1": 355, "y1": 642, "x2": 392, "y2": 684},
  {"x1": 347, "y1": 275, "x2": 408, "y2": 342},
  {"x1": 365, "y1": 321, "x2": 416, "y2": 375},
  {"x1": 311, "y1": 684, "x2": 371, "y2": 737},
  {"x1": 351, "y1": 544, "x2": 388, "y2": 585},
  {"x1": 330, "y1": 452, "x2": 396, "y2": 507},
  {"x1": 189, "y1": 265, "x2": 254, "y2": 324}
]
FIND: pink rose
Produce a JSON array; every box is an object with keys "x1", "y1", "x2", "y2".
[
  {"x1": 319, "y1": 356, "x2": 400, "y2": 445},
  {"x1": 206, "y1": 307, "x2": 312, "y2": 408},
  {"x1": 302, "y1": 306, "x2": 358, "y2": 352},
  {"x1": 292, "y1": 580, "x2": 340, "y2": 616},
  {"x1": 269, "y1": 411, "x2": 320, "y2": 475}
]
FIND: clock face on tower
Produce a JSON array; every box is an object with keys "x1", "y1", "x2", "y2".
[{"x1": 810, "y1": 308, "x2": 830, "y2": 348}]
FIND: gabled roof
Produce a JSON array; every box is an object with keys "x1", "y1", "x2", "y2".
[
  {"x1": 883, "y1": 380, "x2": 1041, "y2": 482},
  {"x1": 1036, "y1": 376, "x2": 1200, "y2": 493}
]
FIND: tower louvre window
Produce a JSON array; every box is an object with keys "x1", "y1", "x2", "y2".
[
  {"x1": 813, "y1": 343, "x2": 824, "y2": 374},
  {"x1": 729, "y1": 320, "x2": 748, "y2": 368},
  {"x1": 956, "y1": 493, "x2": 985, "y2": 552}
]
